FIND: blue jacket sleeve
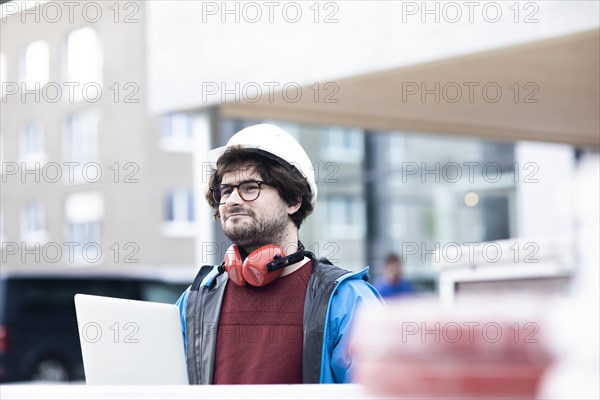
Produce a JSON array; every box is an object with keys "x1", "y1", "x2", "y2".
[
  {"x1": 175, "y1": 287, "x2": 190, "y2": 352},
  {"x1": 322, "y1": 278, "x2": 383, "y2": 383}
]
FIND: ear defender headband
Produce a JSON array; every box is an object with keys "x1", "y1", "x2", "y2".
[{"x1": 221, "y1": 242, "x2": 306, "y2": 287}]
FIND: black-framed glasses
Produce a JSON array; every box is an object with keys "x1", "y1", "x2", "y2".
[{"x1": 210, "y1": 180, "x2": 271, "y2": 205}]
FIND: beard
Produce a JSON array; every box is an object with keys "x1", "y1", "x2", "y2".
[{"x1": 221, "y1": 201, "x2": 289, "y2": 251}]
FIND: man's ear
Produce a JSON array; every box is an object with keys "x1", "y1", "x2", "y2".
[{"x1": 287, "y1": 197, "x2": 302, "y2": 215}]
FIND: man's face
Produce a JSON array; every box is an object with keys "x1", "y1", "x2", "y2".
[
  {"x1": 384, "y1": 261, "x2": 402, "y2": 283},
  {"x1": 219, "y1": 166, "x2": 297, "y2": 250}
]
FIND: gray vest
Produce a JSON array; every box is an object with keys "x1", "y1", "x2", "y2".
[{"x1": 185, "y1": 258, "x2": 351, "y2": 384}]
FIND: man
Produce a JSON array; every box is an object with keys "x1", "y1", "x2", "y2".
[
  {"x1": 374, "y1": 253, "x2": 414, "y2": 298},
  {"x1": 176, "y1": 124, "x2": 381, "y2": 384}
]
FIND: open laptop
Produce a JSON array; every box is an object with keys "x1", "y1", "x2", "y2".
[{"x1": 74, "y1": 294, "x2": 189, "y2": 385}]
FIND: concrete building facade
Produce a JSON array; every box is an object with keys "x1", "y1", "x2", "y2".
[{"x1": 1, "y1": 1, "x2": 196, "y2": 267}]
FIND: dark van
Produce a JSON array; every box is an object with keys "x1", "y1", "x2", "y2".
[{"x1": 0, "y1": 266, "x2": 193, "y2": 382}]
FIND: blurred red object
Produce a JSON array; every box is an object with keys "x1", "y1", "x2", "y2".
[{"x1": 350, "y1": 296, "x2": 554, "y2": 398}]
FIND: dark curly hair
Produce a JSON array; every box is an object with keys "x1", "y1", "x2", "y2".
[{"x1": 205, "y1": 147, "x2": 314, "y2": 228}]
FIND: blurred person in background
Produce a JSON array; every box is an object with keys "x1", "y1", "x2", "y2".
[
  {"x1": 176, "y1": 124, "x2": 382, "y2": 385},
  {"x1": 375, "y1": 253, "x2": 414, "y2": 298}
]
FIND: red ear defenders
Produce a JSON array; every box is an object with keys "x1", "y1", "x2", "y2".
[{"x1": 223, "y1": 242, "x2": 305, "y2": 287}]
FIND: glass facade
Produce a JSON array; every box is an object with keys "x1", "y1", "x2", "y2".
[{"x1": 220, "y1": 119, "x2": 528, "y2": 291}]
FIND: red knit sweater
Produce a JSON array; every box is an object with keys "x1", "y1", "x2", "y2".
[{"x1": 213, "y1": 261, "x2": 313, "y2": 384}]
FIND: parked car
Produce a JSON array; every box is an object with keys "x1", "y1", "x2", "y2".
[{"x1": 0, "y1": 266, "x2": 194, "y2": 383}]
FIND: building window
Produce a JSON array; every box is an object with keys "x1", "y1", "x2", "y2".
[
  {"x1": 64, "y1": 109, "x2": 100, "y2": 182},
  {"x1": 388, "y1": 133, "x2": 407, "y2": 168},
  {"x1": 160, "y1": 113, "x2": 194, "y2": 152},
  {"x1": 19, "y1": 121, "x2": 47, "y2": 166},
  {"x1": 162, "y1": 189, "x2": 195, "y2": 236},
  {"x1": 326, "y1": 196, "x2": 365, "y2": 239},
  {"x1": 65, "y1": 27, "x2": 102, "y2": 101},
  {"x1": 322, "y1": 126, "x2": 364, "y2": 163},
  {"x1": 65, "y1": 191, "x2": 104, "y2": 264},
  {"x1": 65, "y1": 221, "x2": 102, "y2": 262},
  {"x1": 389, "y1": 202, "x2": 408, "y2": 240},
  {"x1": 20, "y1": 201, "x2": 48, "y2": 244},
  {"x1": 21, "y1": 41, "x2": 49, "y2": 88}
]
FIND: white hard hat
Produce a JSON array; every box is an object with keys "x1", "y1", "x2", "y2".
[{"x1": 207, "y1": 124, "x2": 318, "y2": 207}]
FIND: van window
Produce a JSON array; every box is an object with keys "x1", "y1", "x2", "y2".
[
  {"x1": 11, "y1": 278, "x2": 139, "y2": 316},
  {"x1": 140, "y1": 282, "x2": 188, "y2": 304},
  {"x1": 0, "y1": 280, "x2": 6, "y2": 321}
]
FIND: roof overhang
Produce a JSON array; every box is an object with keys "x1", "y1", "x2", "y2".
[{"x1": 222, "y1": 29, "x2": 599, "y2": 146}]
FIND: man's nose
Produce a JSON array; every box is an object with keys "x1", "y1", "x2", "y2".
[{"x1": 225, "y1": 187, "x2": 243, "y2": 206}]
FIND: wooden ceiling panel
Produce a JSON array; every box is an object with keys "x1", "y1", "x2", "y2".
[{"x1": 223, "y1": 30, "x2": 600, "y2": 146}]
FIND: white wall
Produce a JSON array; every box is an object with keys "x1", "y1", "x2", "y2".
[
  {"x1": 515, "y1": 142, "x2": 576, "y2": 238},
  {"x1": 145, "y1": 0, "x2": 599, "y2": 113}
]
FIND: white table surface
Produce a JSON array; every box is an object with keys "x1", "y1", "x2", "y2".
[{"x1": 0, "y1": 383, "x2": 394, "y2": 400}]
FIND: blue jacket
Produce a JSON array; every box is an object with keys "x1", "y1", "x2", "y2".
[{"x1": 176, "y1": 258, "x2": 382, "y2": 383}]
